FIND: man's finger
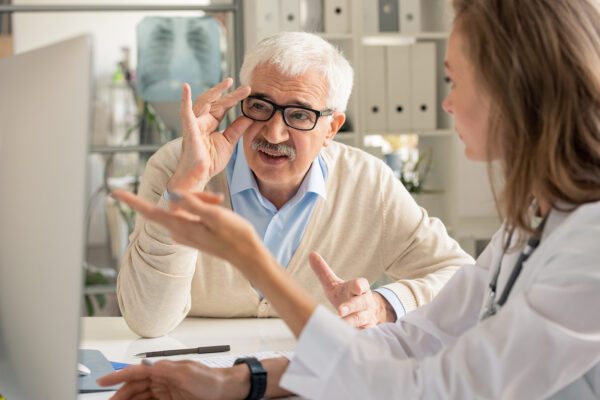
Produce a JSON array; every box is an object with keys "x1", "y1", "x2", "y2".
[
  {"x1": 309, "y1": 252, "x2": 343, "y2": 289},
  {"x1": 208, "y1": 85, "x2": 251, "y2": 118},
  {"x1": 191, "y1": 77, "x2": 234, "y2": 115},
  {"x1": 349, "y1": 277, "x2": 370, "y2": 296},
  {"x1": 338, "y1": 291, "x2": 370, "y2": 317},
  {"x1": 222, "y1": 115, "x2": 254, "y2": 145},
  {"x1": 180, "y1": 83, "x2": 198, "y2": 136}
]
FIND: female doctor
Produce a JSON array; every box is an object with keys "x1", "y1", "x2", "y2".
[{"x1": 101, "y1": 0, "x2": 600, "y2": 398}]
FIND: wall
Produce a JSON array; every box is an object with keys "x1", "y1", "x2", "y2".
[{"x1": 12, "y1": 0, "x2": 212, "y2": 246}]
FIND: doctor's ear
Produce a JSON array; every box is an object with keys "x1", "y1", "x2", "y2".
[{"x1": 324, "y1": 112, "x2": 346, "y2": 146}]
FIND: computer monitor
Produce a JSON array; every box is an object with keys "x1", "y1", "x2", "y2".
[{"x1": 0, "y1": 35, "x2": 92, "y2": 400}]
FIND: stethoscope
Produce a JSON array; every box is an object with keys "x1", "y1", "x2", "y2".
[{"x1": 480, "y1": 214, "x2": 549, "y2": 320}]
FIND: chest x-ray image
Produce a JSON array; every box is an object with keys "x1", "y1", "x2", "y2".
[{"x1": 137, "y1": 16, "x2": 223, "y2": 132}]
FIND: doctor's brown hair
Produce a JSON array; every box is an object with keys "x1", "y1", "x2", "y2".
[{"x1": 452, "y1": 0, "x2": 600, "y2": 234}]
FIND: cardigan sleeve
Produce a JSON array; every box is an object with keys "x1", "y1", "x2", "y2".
[
  {"x1": 378, "y1": 164, "x2": 475, "y2": 313},
  {"x1": 116, "y1": 139, "x2": 203, "y2": 338}
]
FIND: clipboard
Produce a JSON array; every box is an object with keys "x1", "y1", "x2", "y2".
[{"x1": 78, "y1": 349, "x2": 123, "y2": 393}]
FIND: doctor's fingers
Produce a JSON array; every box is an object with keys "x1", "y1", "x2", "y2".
[
  {"x1": 174, "y1": 193, "x2": 223, "y2": 225},
  {"x1": 338, "y1": 291, "x2": 372, "y2": 317},
  {"x1": 190, "y1": 191, "x2": 224, "y2": 204},
  {"x1": 169, "y1": 220, "x2": 227, "y2": 256},
  {"x1": 342, "y1": 309, "x2": 377, "y2": 329},
  {"x1": 129, "y1": 389, "x2": 156, "y2": 400},
  {"x1": 112, "y1": 190, "x2": 190, "y2": 232},
  {"x1": 177, "y1": 192, "x2": 250, "y2": 236},
  {"x1": 109, "y1": 378, "x2": 153, "y2": 400},
  {"x1": 97, "y1": 363, "x2": 152, "y2": 386}
]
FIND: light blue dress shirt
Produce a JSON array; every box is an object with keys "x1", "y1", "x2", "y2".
[{"x1": 224, "y1": 140, "x2": 405, "y2": 320}]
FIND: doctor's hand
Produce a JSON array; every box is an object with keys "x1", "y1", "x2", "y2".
[
  {"x1": 167, "y1": 78, "x2": 253, "y2": 193},
  {"x1": 97, "y1": 359, "x2": 251, "y2": 400},
  {"x1": 113, "y1": 189, "x2": 264, "y2": 270},
  {"x1": 309, "y1": 252, "x2": 397, "y2": 328}
]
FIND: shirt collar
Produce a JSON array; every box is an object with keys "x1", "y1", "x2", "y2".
[
  {"x1": 229, "y1": 140, "x2": 328, "y2": 201},
  {"x1": 230, "y1": 140, "x2": 259, "y2": 195}
]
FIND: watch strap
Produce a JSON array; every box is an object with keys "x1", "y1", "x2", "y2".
[{"x1": 234, "y1": 357, "x2": 267, "y2": 400}]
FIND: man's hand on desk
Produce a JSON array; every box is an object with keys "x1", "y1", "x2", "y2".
[
  {"x1": 97, "y1": 359, "x2": 251, "y2": 400},
  {"x1": 309, "y1": 252, "x2": 397, "y2": 328}
]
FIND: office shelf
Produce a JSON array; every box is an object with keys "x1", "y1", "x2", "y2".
[
  {"x1": 318, "y1": 32, "x2": 355, "y2": 41},
  {"x1": 365, "y1": 129, "x2": 454, "y2": 138},
  {"x1": 89, "y1": 144, "x2": 164, "y2": 154},
  {"x1": 362, "y1": 32, "x2": 449, "y2": 46}
]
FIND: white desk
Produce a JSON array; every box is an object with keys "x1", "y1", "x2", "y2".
[{"x1": 78, "y1": 317, "x2": 296, "y2": 399}]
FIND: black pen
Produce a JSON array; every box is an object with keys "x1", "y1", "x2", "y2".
[{"x1": 135, "y1": 345, "x2": 231, "y2": 358}]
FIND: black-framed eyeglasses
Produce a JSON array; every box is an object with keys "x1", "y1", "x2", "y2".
[{"x1": 241, "y1": 96, "x2": 333, "y2": 131}]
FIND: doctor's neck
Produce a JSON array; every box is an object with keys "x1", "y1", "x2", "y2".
[{"x1": 537, "y1": 199, "x2": 551, "y2": 217}]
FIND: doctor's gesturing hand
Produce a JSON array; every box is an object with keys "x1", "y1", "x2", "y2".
[
  {"x1": 167, "y1": 78, "x2": 253, "y2": 193},
  {"x1": 309, "y1": 252, "x2": 396, "y2": 328}
]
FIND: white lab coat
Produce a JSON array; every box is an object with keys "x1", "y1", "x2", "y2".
[{"x1": 281, "y1": 201, "x2": 600, "y2": 399}]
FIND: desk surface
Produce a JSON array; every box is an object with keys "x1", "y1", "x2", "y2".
[{"x1": 79, "y1": 317, "x2": 296, "y2": 399}]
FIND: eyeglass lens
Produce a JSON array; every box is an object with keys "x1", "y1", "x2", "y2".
[{"x1": 243, "y1": 97, "x2": 318, "y2": 130}]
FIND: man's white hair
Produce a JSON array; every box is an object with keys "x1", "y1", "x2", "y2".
[{"x1": 239, "y1": 31, "x2": 354, "y2": 112}]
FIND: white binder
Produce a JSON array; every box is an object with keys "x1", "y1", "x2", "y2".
[
  {"x1": 280, "y1": 0, "x2": 302, "y2": 31},
  {"x1": 399, "y1": 0, "x2": 422, "y2": 33},
  {"x1": 379, "y1": 0, "x2": 400, "y2": 32},
  {"x1": 434, "y1": 41, "x2": 453, "y2": 130},
  {"x1": 245, "y1": 0, "x2": 281, "y2": 48},
  {"x1": 421, "y1": 0, "x2": 454, "y2": 32},
  {"x1": 324, "y1": 0, "x2": 350, "y2": 33},
  {"x1": 410, "y1": 42, "x2": 437, "y2": 130},
  {"x1": 386, "y1": 45, "x2": 412, "y2": 130},
  {"x1": 299, "y1": 0, "x2": 325, "y2": 32},
  {"x1": 363, "y1": 46, "x2": 388, "y2": 132},
  {"x1": 362, "y1": 0, "x2": 380, "y2": 34}
]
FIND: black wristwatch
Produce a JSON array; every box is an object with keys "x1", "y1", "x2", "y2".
[{"x1": 234, "y1": 357, "x2": 267, "y2": 400}]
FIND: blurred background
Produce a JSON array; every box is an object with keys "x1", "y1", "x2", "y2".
[{"x1": 0, "y1": 0, "x2": 499, "y2": 316}]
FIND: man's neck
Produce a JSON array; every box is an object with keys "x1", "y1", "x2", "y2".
[{"x1": 256, "y1": 177, "x2": 304, "y2": 210}]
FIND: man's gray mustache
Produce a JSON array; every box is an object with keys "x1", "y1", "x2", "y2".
[{"x1": 250, "y1": 138, "x2": 297, "y2": 161}]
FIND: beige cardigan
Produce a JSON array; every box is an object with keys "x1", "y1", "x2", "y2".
[{"x1": 117, "y1": 139, "x2": 473, "y2": 337}]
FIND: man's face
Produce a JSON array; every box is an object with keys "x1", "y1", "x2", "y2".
[{"x1": 242, "y1": 63, "x2": 345, "y2": 191}]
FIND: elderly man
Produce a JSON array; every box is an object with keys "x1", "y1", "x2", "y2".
[{"x1": 117, "y1": 31, "x2": 472, "y2": 338}]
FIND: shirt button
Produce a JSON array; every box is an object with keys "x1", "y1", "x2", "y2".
[{"x1": 259, "y1": 301, "x2": 269, "y2": 316}]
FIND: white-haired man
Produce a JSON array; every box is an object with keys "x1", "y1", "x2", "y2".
[{"x1": 117, "y1": 32, "x2": 473, "y2": 338}]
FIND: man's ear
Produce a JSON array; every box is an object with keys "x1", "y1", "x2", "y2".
[{"x1": 323, "y1": 112, "x2": 346, "y2": 146}]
